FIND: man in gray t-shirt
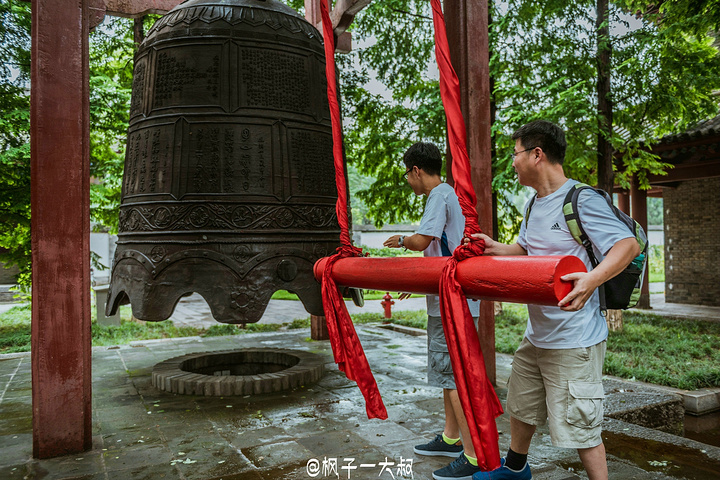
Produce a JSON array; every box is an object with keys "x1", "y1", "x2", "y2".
[
  {"x1": 471, "y1": 121, "x2": 639, "y2": 480},
  {"x1": 384, "y1": 142, "x2": 482, "y2": 480}
]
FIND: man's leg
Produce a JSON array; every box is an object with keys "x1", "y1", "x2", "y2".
[
  {"x1": 414, "y1": 316, "x2": 465, "y2": 459},
  {"x1": 578, "y1": 443, "x2": 608, "y2": 480},
  {"x1": 509, "y1": 416, "x2": 536, "y2": 454},
  {"x1": 443, "y1": 388, "x2": 460, "y2": 438},
  {"x1": 445, "y1": 388, "x2": 475, "y2": 458}
]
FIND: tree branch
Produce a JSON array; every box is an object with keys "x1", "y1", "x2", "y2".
[{"x1": 389, "y1": 8, "x2": 431, "y2": 21}]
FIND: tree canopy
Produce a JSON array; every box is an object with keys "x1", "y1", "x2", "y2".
[
  {"x1": 340, "y1": 0, "x2": 720, "y2": 240},
  {"x1": 0, "y1": 3, "x2": 139, "y2": 287},
  {"x1": 1, "y1": 0, "x2": 718, "y2": 287},
  {"x1": 0, "y1": 1, "x2": 32, "y2": 286}
]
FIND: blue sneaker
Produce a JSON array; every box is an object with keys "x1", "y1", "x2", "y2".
[
  {"x1": 472, "y1": 458, "x2": 532, "y2": 480},
  {"x1": 414, "y1": 434, "x2": 464, "y2": 458},
  {"x1": 432, "y1": 454, "x2": 481, "y2": 480}
]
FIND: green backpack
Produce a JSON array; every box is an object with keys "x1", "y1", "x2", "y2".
[{"x1": 526, "y1": 183, "x2": 648, "y2": 311}]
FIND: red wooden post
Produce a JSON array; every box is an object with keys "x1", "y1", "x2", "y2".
[
  {"x1": 631, "y1": 175, "x2": 650, "y2": 308},
  {"x1": 617, "y1": 189, "x2": 630, "y2": 215},
  {"x1": 443, "y1": 0, "x2": 496, "y2": 384},
  {"x1": 306, "y1": 0, "x2": 330, "y2": 340},
  {"x1": 30, "y1": 0, "x2": 92, "y2": 458}
]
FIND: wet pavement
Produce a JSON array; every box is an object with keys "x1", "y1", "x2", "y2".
[{"x1": 2, "y1": 323, "x2": 720, "y2": 480}]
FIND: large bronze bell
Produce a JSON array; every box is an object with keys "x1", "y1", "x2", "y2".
[{"x1": 106, "y1": 0, "x2": 340, "y2": 323}]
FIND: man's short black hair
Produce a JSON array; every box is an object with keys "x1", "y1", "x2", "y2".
[
  {"x1": 512, "y1": 120, "x2": 567, "y2": 165},
  {"x1": 403, "y1": 142, "x2": 442, "y2": 176}
]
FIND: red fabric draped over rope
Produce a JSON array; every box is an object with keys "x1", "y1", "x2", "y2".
[
  {"x1": 318, "y1": 0, "x2": 387, "y2": 420},
  {"x1": 431, "y1": 0, "x2": 503, "y2": 470}
]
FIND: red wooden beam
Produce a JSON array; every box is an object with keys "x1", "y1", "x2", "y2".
[
  {"x1": 305, "y1": 0, "x2": 355, "y2": 53},
  {"x1": 648, "y1": 160, "x2": 720, "y2": 185},
  {"x1": 104, "y1": 0, "x2": 182, "y2": 18},
  {"x1": 330, "y1": 0, "x2": 371, "y2": 34},
  {"x1": 314, "y1": 256, "x2": 586, "y2": 306},
  {"x1": 31, "y1": 0, "x2": 92, "y2": 458}
]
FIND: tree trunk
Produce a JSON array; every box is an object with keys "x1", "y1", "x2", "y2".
[
  {"x1": 596, "y1": 0, "x2": 614, "y2": 194},
  {"x1": 606, "y1": 309, "x2": 623, "y2": 332},
  {"x1": 596, "y1": 0, "x2": 620, "y2": 331}
]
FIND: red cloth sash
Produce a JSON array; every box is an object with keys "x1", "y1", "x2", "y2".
[
  {"x1": 318, "y1": 0, "x2": 388, "y2": 420},
  {"x1": 431, "y1": 0, "x2": 502, "y2": 470}
]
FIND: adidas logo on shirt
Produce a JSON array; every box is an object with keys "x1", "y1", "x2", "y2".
[{"x1": 550, "y1": 222, "x2": 562, "y2": 231}]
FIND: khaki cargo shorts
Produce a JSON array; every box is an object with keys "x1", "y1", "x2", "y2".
[{"x1": 506, "y1": 337, "x2": 606, "y2": 449}]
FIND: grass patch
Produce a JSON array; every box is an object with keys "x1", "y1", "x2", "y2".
[
  {"x1": 0, "y1": 304, "x2": 32, "y2": 353},
  {"x1": 648, "y1": 244, "x2": 664, "y2": 283},
  {"x1": 494, "y1": 303, "x2": 529, "y2": 355},
  {"x1": 349, "y1": 310, "x2": 428, "y2": 329},
  {"x1": 604, "y1": 311, "x2": 720, "y2": 390},
  {"x1": 649, "y1": 272, "x2": 665, "y2": 283},
  {"x1": 494, "y1": 303, "x2": 720, "y2": 391},
  {"x1": 0, "y1": 304, "x2": 286, "y2": 353}
]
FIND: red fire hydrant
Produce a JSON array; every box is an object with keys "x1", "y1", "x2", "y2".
[{"x1": 381, "y1": 292, "x2": 395, "y2": 319}]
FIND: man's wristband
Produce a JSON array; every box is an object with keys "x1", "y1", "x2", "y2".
[{"x1": 398, "y1": 235, "x2": 405, "y2": 248}]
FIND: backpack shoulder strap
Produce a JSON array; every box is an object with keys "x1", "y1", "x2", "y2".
[
  {"x1": 563, "y1": 183, "x2": 600, "y2": 268},
  {"x1": 525, "y1": 194, "x2": 537, "y2": 224},
  {"x1": 564, "y1": 182, "x2": 608, "y2": 310}
]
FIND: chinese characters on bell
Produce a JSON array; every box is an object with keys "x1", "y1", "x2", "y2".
[{"x1": 306, "y1": 456, "x2": 414, "y2": 479}]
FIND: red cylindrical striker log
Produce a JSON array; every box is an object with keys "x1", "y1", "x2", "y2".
[{"x1": 314, "y1": 256, "x2": 587, "y2": 306}]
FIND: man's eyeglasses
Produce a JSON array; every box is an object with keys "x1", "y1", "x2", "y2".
[
  {"x1": 402, "y1": 168, "x2": 411, "y2": 180},
  {"x1": 511, "y1": 146, "x2": 538, "y2": 161}
]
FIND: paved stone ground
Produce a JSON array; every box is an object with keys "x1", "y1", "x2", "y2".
[{"x1": 2, "y1": 326, "x2": 720, "y2": 480}]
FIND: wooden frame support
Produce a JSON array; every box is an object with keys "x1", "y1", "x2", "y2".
[
  {"x1": 30, "y1": 0, "x2": 92, "y2": 458},
  {"x1": 631, "y1": 176, "x2": 650, "y2": 309},
  {"x1": 444, "y1": 0, "x2": 496, "y2": 384}
]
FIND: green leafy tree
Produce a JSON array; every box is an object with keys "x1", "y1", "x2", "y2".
[
  {"x1": 338, "y1": 0, "x2": 720, "y2": 242},
  {"x1": 647, "y1": 196, "x2": 663, "y2": 226},
  {"x1": 0, "y1": 0, "x2": 31, "y2": 286},
  {"x1": 88, "y1": 18, "x2": 136, "y2": 232},
  {"x1": 491, "y1": 0, "x2": 720, "y2": 191},
  {"x1": 0, "y1": 6, "x2": 140, "y2": 287},
  {"x1": 340, "y1": 0, "x2": 444, "y2": 227}
]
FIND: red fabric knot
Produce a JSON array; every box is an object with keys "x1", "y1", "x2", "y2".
[
  {"x1": 453, "y1": 235, "x2": 486, "y2": 263},
  {"x1": 320, "y1": 248, "x2": 388, "y2": 420}
]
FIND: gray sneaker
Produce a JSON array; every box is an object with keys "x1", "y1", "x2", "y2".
[
  {"x1": 414, "y1": 434, "x2": 464, "y2": 457},
  {"x1": 433, "y1": 453, "x2": 481, "y2": 480}
]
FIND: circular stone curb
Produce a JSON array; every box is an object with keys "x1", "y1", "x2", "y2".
[{"x1": 151, "y1": 348, "x2": 325, "y2": 396}]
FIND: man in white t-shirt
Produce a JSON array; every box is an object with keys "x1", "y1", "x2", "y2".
[
  {"x1": 384, "y1": 142, "x2": 482, "y2": 480},
  {"x1": 470, "y1": 121, "x2": 640, "y2": 480}
]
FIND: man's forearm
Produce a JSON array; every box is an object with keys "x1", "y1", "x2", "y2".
[
  {"x1": 585, "y1": 237, "x2": 640, "y2": 287},
  {"x1": 383, "y1": 233, "x2": 433, "y2": 252},
  {"x1": 485, "y1": 241, "x2": 527, "y2": 256},
  {"x1": 402, "y1": 233, "x2": 433, "y2": 252}
]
